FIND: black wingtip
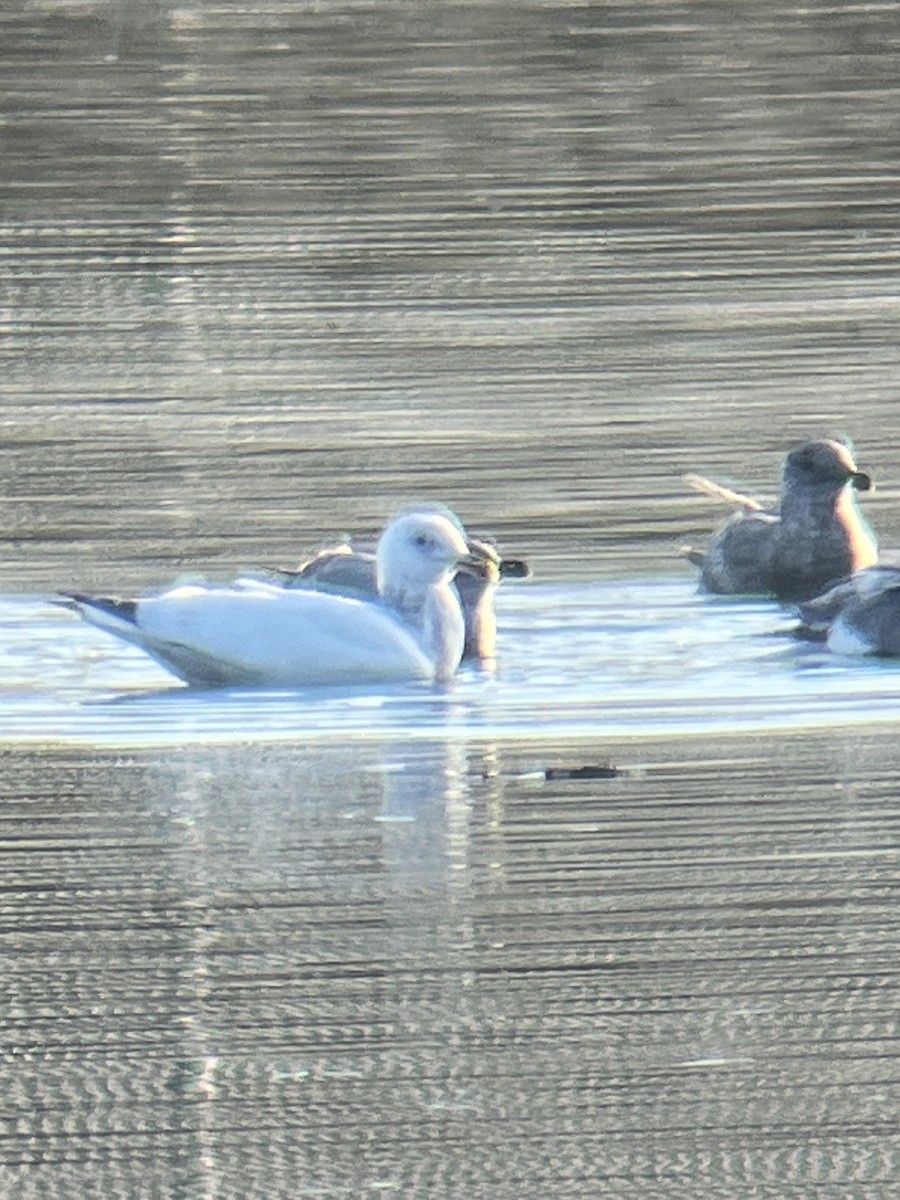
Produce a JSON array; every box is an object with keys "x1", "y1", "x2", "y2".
[{"x1": 60, "y1": 593, "x2": 140, "y2": 624}]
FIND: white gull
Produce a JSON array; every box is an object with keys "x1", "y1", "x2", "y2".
[
  {"x1": 63, "y1": 510, "x2": 488, "y2": 688},
  {"x1": 260, "y1": 519, "x2": 531, "y2": 664}
]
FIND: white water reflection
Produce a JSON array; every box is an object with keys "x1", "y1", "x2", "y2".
[
  {"x1": 5, "y1": 580, "x2": 900, "y2": 747},
  {"x1": 146, "y1": 735, "x2": 482, "y2": 940}
]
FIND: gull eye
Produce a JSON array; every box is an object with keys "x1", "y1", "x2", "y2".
[{"x1": 413, "y1": 532, "x2": 432, "y2": 548}]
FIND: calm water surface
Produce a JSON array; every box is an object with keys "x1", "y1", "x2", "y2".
[
  {"x1": 4, "y1": 1, "x2": 900, "y2": 1196},
  {"x1": 6, "y1": 583, "x2": 900, "y2": 746}
]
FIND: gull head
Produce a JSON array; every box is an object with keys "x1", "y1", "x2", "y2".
[
  {"x1": 782, "y1": 438, "x2": 872, "y2": 499},
  {"x1": 376, "y1": 510, "x2": 476, "y2": 603},
  {"x1": 453, "y1": 537, "x2": 532, "y2": 650}
]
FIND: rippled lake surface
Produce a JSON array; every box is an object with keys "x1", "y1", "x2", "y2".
[{"x1": 4, "y1": 1, "x2": 900, "y2": 1196}]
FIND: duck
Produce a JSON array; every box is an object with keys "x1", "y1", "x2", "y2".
[
  {"x1": 62, "y1": 510, "x2": 492, "y2": 688},
  {"x1": 683, "y1": 438, "x2": 877, "y2": 602}
]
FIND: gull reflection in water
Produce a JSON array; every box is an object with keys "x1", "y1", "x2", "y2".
[{"x1": 139, "y1": 736, "x2": 510, "y2": 1184}]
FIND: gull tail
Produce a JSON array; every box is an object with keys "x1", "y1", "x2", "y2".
[{"x1": 58, "y1": 593, "x2": 140, "y2": 632}]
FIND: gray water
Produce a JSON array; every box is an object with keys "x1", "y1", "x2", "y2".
[{"x1": 4, "y1": 2, "x2": 900, "y2": 1197}]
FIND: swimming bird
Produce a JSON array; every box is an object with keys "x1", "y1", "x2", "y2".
[
  {"x1": 261, "y1": 528, "x2": 531, "y2": 662},
  {"x1": 62, "y1": 511, "x2": 490, "y2": 687},
  {"x1": 795, "y1": 564, "x2": 900, "y2": 655},
  {"x1": 684, "y1": 439, "x2": 877, "y2": 602}
]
